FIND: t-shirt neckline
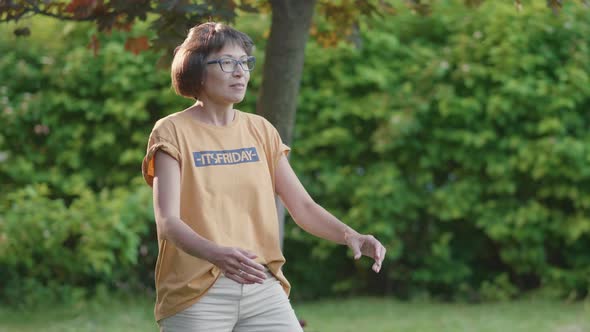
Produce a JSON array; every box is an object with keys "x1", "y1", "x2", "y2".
[{"x1": 182, "y1": 109, "x2": 241, "y2": 130}]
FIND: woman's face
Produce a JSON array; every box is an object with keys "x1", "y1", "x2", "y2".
[{"x1": 201, "y1": 43, "x2": 251, "y2": 105}]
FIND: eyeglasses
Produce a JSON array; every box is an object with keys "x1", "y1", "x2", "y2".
[{"x1": 206, "y1": 56, "x2": 256, "y2": 73}]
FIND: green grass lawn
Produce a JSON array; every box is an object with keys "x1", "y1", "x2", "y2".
[{"x1": 0, "y1": 296, "x2": 588, "y2": 332}]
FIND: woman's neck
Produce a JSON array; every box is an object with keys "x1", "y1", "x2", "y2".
[{"x1": 190, "y1": 100, "x2": 235, "y2": 126}]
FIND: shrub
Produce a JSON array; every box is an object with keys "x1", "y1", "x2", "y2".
[
  {"x1": 0, "y1": 182, "x2": 153, "y2": 306},
  {"x1": 284, "y1": 1, "x2": 590, "y2": 300},
  {"x1": 1, "y1": 3, "x2": 589, "y2": 304}
]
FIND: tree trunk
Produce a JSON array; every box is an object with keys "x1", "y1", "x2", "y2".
[{"x1": 256, "y1": 0, "x2": 316, "y2": 247}]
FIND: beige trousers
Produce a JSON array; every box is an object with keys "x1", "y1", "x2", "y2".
[{"x1": 158, "y1": 270, "x2": 303, "y2": 332}]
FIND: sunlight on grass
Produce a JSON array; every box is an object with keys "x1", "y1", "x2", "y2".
[
  {"x1": 0, "y1": 296, "x2": 157, "y2": 332},
  {"x1": 0, "y1": 296, "x2": 588, "y2": 332},
  {"x1": 295, "y1": 297, "x2": 590, "y2": 332}
]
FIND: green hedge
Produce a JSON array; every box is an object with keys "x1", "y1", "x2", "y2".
[
  {"x1": 1, "y1": 2, "x2": 589, "y2": 305},
  {"x1": 0, "y1": 21, "x2": 186, "y2": 197},
  {"x1": 0, "y1": 20, "x2": 173, "y2": 305},
  {"x1": 0, "y1": 17, "x2": 263, "y2": 305},
  {"x1": 285, "y1": 1, "x2": 590, "y2": 301},
  {"x1": 0, "y1": 182, "x2": 154, "y2": 306},
  {"x1": 286, "y1": 3, "x2": 590, "y2": 299}
]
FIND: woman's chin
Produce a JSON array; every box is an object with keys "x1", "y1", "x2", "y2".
[{"x1": 227, "y1": 95, "x2": 245, "y2": 104}]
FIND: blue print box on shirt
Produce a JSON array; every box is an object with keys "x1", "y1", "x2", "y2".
[{"x1": 193, "y1": 147, "x2": 260, "y2": 167}]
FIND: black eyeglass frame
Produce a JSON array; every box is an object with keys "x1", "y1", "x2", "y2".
[{"x1": 206, "y1": 56, "x2": 256, "y2": 73}]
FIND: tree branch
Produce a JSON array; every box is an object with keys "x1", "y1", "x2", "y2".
[
  {"x1": 31, "y1": 9, "x2": 99, "y2": 22},
  {"x1": 0, "y1": 9, "x2": 29, "y2": 23},
  {"x1": 2, "y1": 1, "x2": 114, "y2": 23},
  {"x1": 1, "y1": 1, "x2": 161, "y2": 24},
  {"x1": 26, "y1": 0, "x2": 101, "y2": 22}
]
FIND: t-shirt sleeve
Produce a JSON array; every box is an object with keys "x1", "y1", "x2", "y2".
[
  {"x1": 263, "y1": 120, "x2": 290, "y2": 192},
  {"x1": 270, "y1": 126, "x2": 290, "y2": 166},
  {"x1": 141, "y1": 120, "x2": 182, "y2": 187}
]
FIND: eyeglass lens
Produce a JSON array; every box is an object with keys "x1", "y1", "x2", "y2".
[{"x1": 219, "y1": 57, "x2": 255, "y2": 72}]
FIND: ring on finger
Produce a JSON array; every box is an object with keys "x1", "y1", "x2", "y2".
[{"x1": 239, "y1": 270, "x2": 245, "y2": 276}]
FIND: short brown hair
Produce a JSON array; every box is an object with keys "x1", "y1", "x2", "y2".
[{"x1": 171, "y1": 22, "x2": 254, "y2": 99}]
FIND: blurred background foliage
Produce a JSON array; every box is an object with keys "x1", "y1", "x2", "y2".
[{"x1": 1, "y1": 1, "x2": 589, "y2": 306}]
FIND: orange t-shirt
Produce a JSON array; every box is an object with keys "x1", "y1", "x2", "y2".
[{"x1": 142, "y1": 109, "x2": 291, "y2": 321}]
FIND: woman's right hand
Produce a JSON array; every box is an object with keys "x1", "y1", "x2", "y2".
[{"x1": 206, "y1": 246, "x2": 267, "y2": 284}]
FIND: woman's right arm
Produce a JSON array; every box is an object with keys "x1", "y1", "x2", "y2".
[{"x1": 153, "y1": 150, "x2": 266, "y2": 284}]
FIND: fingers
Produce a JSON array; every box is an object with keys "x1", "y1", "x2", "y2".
[
  {"x1": 238, "y1": 262, "x2": 267, "y2": 281},
  {"x1": 236, "y1": 249, "x2": 266, "y2": 281},
  {"x1": 224, "y1": 270, "x2": 254, "y2": 284},
  {"x1": 372, "y1": 243, "x2": 387, "y2": 273},
  {"x1": 236, "y1": 249, "x2": 266, "y2": 271},
  {"x1": 379, "y1": 245, "x2": 387, "y2": 264},
  {"x1": 224, "y1": 267, "x2": 265, "y2": 284},
  {"x1": 222, "y1": 248, "x2": 267, "y2": 284},
  {"x1": 372, "y1": 262, "x2": 380, "y2": 273},
  {"x1": 354, "y1": 247, "x2": 362, "y2": 260},
  {"x1": 224, "y1": 268, "x2": 265, "y2": 284},
  {"x1": 374, "y1": 240, "x2": 380, "y2": 261},
  {"x1": 352, "y1": 234, "x2": 386, "y2": 273},
  {"x1": 237, "y1": 248, "x2": 259, "y2": 260},
  {"x1": 348, "y1": 238, "x2": 362, "y2": 260},
  {"x1": 372, "y1": 237, "x2": 386, "y2": 262}
]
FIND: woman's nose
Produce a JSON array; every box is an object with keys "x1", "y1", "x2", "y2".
[{"x1": 232, "y1": 64, "x2": 245, "y2": 76}]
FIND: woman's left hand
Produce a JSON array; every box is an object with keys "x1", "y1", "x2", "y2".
[{"x1": 344, "y1": 231, "x2": 387, "y2": 273}]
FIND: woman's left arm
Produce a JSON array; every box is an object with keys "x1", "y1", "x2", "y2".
[{"x1": 275, "y1": 155, "x2": 387, "y2": 273}]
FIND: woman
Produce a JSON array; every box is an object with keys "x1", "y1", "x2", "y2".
[{"x1": 142, "y1": 22, "x2": 386, "y2": 332}]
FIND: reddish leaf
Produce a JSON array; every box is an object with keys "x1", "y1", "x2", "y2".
[
  {"x1": 65, "y1": 0, "x2": 94, "y2": 12},
  {"x1": 66, "y1": 0, "x2": 98, "y2": 18},
  {"x1": 125, "y1": 36, "x2": 150, "y2": 55},
  {"x1": 114, "y1": 21, "x2": 134, "y2": 32},
  {"x1": 92, "y1": 1, "x2": 108, "y2": 16}
]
